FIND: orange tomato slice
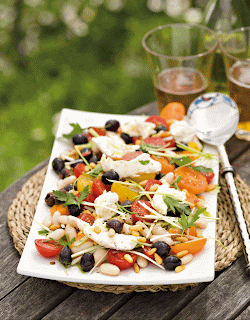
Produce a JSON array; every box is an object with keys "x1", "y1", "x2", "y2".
[
  {"x1": 50, "y1": 203, "x2": 70, "y2": 216},
  {"x1": 151, "y1": 155, "x2": 175, "y2": 175},
  {"x1": 111, "y1": 181, "x2": 139, "y2": 202},
  {"x1": 160, "y1": 102, "x2": 185, "y2": 121},
  {"x1": 171, "y1": 238, "x2": 207, "y2": 254}
]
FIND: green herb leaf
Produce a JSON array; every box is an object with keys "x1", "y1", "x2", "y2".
[
  {"x1": 163, "y1": 195, "x2": 191, "y2": 216},
  {"x1": 38, "y1": 230, "x2": 49, "y2": 235},
  {"x1": 140, "y1": 141, "x2": 162, "y2": 154},
  {"x1": 139, "y1": 160, "x2": 150, "y2": 165},
  {"x1": 170, "y1": 175, "x2": 182, "y2": 191},
  {"x1": 192, "y1": 166, "x2": 213, "y2": 173},
  {"x1": 87, "y1": 164, "x2": 103, "y2": 177},
  {"x1": 57, "y1": 235, "x2": 76, "y2": 248},
  {"x1": 53, "y1": 186, "x2": 90, "y2": 209},
  {"x1": 178, "y1": 207, "x2": 206, "y2": 231},
  {"x1": 63, "y1": 123, "x2": 85, "y2": 140},
  {"x1": 170, "y1": 156, "x2": 192, "y2": 167}
]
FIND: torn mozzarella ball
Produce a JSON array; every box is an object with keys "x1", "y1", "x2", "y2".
[
  {"x1": 169, "y1": 120, "x2": 196, "y2": 143},
  {"x1": 120, "y1": 120, "x2": 156, "y2": 139},
  {"x1": 94, "y1": 191, "x2": 119, "y2": 220},
  {"x1": 100, "y1": 153, "x2": 161, "y2": 179}
]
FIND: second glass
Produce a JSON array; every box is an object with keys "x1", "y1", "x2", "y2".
[{"x1": 142, "y1": 24, "x2": 218, "y2": 112}]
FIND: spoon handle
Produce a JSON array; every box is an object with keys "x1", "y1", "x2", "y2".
[{"x1": 218, "y1": 145, "x2": 250, "y2": 276}]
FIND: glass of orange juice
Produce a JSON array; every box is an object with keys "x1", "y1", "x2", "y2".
[{"x1": 142, "y1": 24, "x2": 218, "y2": 113}]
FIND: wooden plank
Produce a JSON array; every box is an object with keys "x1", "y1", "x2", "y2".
[
  {"x1": 0, "y1": 278, "x2": 75, "y2": 320},
  {"x1": 170, "y1": 256, "x2": 250, "y2": 320},
  {"x1": 42, "y1": 291, "x2": 134, "y2": 320},
  {"x1": 232, "y1": 148, "x2": 250, "y2": 186},
  {"x1": 107, "y1": 283, "x2": 207, "y2": 320},
  {"x1": 235, "y1": 304, "x2": 250, "y2": 320}
]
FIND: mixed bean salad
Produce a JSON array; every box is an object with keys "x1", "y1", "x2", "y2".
[{"x1": 35, "y1": 107, "x2": 219, "y2": 277}]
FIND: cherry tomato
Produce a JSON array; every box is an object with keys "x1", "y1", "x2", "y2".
[
  {"x1": 73, "y1": 163, "x2": 86, "y2": 178},
  {"x1": 200, "y1": 171, "x2": 215, "y2": 184},
  {"x1": 143, "y1": 137, "x2": 166, "y2": 147},
  {"x1": 142, "y1": 243, "x2": 155, "y2": 260},
  {"x1": 145, "y1": 179, "x2": 162, "y2": 198},
  {"x1": 145, "y1": 115, "x2": 168, "y2": 128},
  {"x1": 107, "y1": 249, "x2": 137, "y2": 270},
  {"x1": 121, "y1": 151, "x2": 143, "y2": 161},
  {"x1": 34, "y1": 239, "x2": 63, "y2": 258},
  {"x1": 89, "y1": 127, "x2": 106, "y2": 136},
  {"x1": 174, "y1": 166, "x2": 208, "y2": 194},
  {"x1": 165, "y1": 138, "x2": 176, "y2": 148},
  {"x1": 132, "y1": 136, "x2": 140, "y2": 144},
  {"x1": 78, "y1": 212, "x2": 95, "y2": 225},
  {"x1": 160, "y1": 102, "x2": 185, "y2": 121},
  {"x1": 131, "y1": 200, "x2": 155, "y2": 223},
  {"x1": 92, "y1": 178, "x2": 108, "y2": 198}
]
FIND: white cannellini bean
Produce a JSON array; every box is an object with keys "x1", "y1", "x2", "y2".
[
  {"x1": 65, "y1": 224, "x2": 77, "y2": 241},
  {"x1": 150, "y1": 235, "x2": 173, "y2": 246},
  {"x1": 43, "y1": 215, "x2": 52, "y2": 227},
  {"x1": 71, "y1": 240, "x2": 94, "y2": 254},
  {"x1": 160, "y1": 172, "x2": 174, "y2": 184},
  {"x1": 57, "y1": 175, "x2": 77, "y2": 190},
  {"x1": 94, "y1": 248, "x2": 108, "y2": 265},
  {"x1": 49, "y1": 228, "x2": 65, "y2": 240},
  {"x1": 137, "y1": 256, "x2": 148, "y2": 268},
  {"x1": 58, "y1": 215, "x2": 69, "y2": 225},
  {"x1": 125, "y1": 213, "x2": 133, "y2": 224},
  {"x1": 99, "y1": 263, "x2": 120, "y2": 276},
  {"x1": 67, "y1": 215, "x2": 78, "y2": 228},
  {"x1": 52, "y1": 211, "x2": 61, "y2": 225},
  {"x1": 152, "y1": 224, "x2": 168, "y2": 236},
  {"x1": 195, "y1": 217, "x2": 207, "y2": 229},
  {"x1": 181, "y1": 253, "x2": 193, "y2": 265},
  {"x1": 122, "y1": 223, "x2": 132, "y2": 235}
]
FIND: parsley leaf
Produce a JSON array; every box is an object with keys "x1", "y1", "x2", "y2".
[
  {"x1": 163, "y1": 195, "x2": 191, "y2": 216},
  {"x1": 178, "y1": 207, "x2": 206, "y2": 232},
  {"x1": 63, "y1": 123, "x2": 85, "y2": 140},
  {"x1": 170, "y1": 175, "x2": 182, "y2": 191},
  {"x1": 170, "y1": 156, "x2": 192, "y2": 167},
  {"x1": 140, "y1": 141, "x2": 162, "y2": 154},
  {"x1": 139, "y1": 160, "x2": 150, "y2": 165},
  {"x1": 192, "y1": 166, "x2": 213, "y2": 173},
  {"x1": 87, "y1": 164, "x2": 103, "y2": 177},
  {"x1": 53, "y1": 186, "x2": 90, "y2": 208},
  {"x1": 57, "y1": 235, "x2": 76, "y2": 248}
]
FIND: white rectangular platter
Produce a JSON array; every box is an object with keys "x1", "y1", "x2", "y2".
[{"x1": 17, "y1": 108, "x2": 219, "y2": 285}]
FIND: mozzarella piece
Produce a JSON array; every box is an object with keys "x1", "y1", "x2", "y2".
[
  {"x1": 120, "y1": 120, "x2": 156, "y2": 139},
  {"x1": 152, "y1": 183, "x2": 187, "y2": 215},
  {"x1": 169, "y1": 120, "x2": 196, "y2": 143},
  {"x1": 94, "y1": 191, "x2": 119, "y2": 220},
  {"x1": 92, "y1": 135, "x2": 138, "y2": 159},
  {"x1": 100, "y1": 153, "x2": 161, "y2": 179},
  {"x1": 76, "y1": 218, "x2": 138, "y2": 251}
]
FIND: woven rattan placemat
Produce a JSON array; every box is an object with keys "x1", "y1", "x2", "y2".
[{"x1": 7, "y1": 166, "x2": 250, "y2": 293}]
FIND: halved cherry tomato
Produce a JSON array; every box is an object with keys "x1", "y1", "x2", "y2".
[
  {"x1": 165, "y1": 138, "x2": 176, "y2": 148},
  {"x1": 78, "y1": 212, "x2": 95, "y2": 225},
  {"x1": 132, "y1": 136, "x2": 140, "y2": 144},
  {"x1": 143, "y1": 137, "x2": 165, "y2": 147},
  {"x1": 92, "y1": 178, "x2": 108, "y2": 198},
  {"x1": 121, "y1": 151, "x2": 143, "y2": 161},
  {"x1": 151, "y1": 155, "x2": 175, "y2": 175},
  {"x1": 171, "y1": 238, "x2": 207, "y2": 254},
  {"x1": 76, "y1": 191, "x2": 96, "y2": 203},
  {"x1": 174, "y1": 166, "x2": 208, "y2": 195},
  {"x1": 131, "y1": 200, "x2": 155, "y2": 223},
  {"x1": 160, "y1": 102, "x2": 185, "y2": 121},
  {"x1": 145, "y1": 115, "x2": 168, "y2": 128},
  {"x1": 74, "y1": 163, "x2": 86, "y2": 178},
  {"x1": 34, "y1": 239, "x2": 63, "y2": 258},
  {"x1": 107, "y1": 249, "x2": 137, "y2": 270},
  {"x1": 185, "y1": 191, "x2": 199, "y2": 208},
  {"x1": 142, "y1": 241, "x2": 155, "y2": 259},
  {"x1": 145, "y1": 179, "x2": 162, "y2": 198},
  {"x1": 200, "y1": 171, "x2": 215, "y2": 184},
  {"x1": 89, "y1": 127, "x2": 106, "y2": 136}
]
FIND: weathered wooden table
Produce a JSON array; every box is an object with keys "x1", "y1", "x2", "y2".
[{"x1": 1, "y1": 102, "x2": 250, "y2": 320}]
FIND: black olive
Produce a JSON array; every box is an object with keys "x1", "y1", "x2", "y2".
[
  {"x1": 80, "y1": 252, "x2": 95, "y2": 272},
  {"x1": 70, "y1": 159, "x2": 84, "y2": 169},
  {"x1": 52, "y1": 157, "x2": 65, "y2": 172},
  {"x1": 175, "y1": 142, "x2": 188, "y2": 152},
  {"x1": 120, "y1": 200, "x2": 132, "y2": 212},
  {"x1": 68, "y1": 204, "x2": 81, "y2": 217},
  {"x1": 89, "y1": 154, "x2": 99, "y2": 164},
  {"x1": 58, "y1": 168, "x2": 71, "y2": 179},
  {"x1": 106, "y1": 219, "x2": 124, "y2": 233},
  {"x1": 155, "y1": 173, "x2": 165, "y2": 180},
  {"x1": 45, "y1": 192, "x2": 56, "y2": 207},
  {"x1": 152, "y1": 241, "x2": 171, "y2": 258},
  {"x1": 102, "y1": 170, "x2": 119, "y2": 185},
  {"x1": 59, "y1": 246, "x2": 72, "y2": 266},
  {"x1": 120, "y1": 132, "x2": 133, "y2": 144},
  {"x1": 62, "y1": 184, "x2": 73, "y2": 192},
  {"x1": 163, "y1": 255, "x2": 181, "y2": 271},
  {"x1": 80, "y1": 148, "x2": 92, "y2": 161},
  {"x1": 105, "y1": 119, "x2": 120, "y2": 132},
  {"x1": 72, "y1": 133, "x2": 88, "y2": 145},
  {"x1": 155, "y1": 125, "x2": 167, "y2": 133}
]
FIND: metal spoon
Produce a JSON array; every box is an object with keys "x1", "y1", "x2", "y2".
[{"x1": 187, "y1": 92, "x2": 250, "y2": 276}]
